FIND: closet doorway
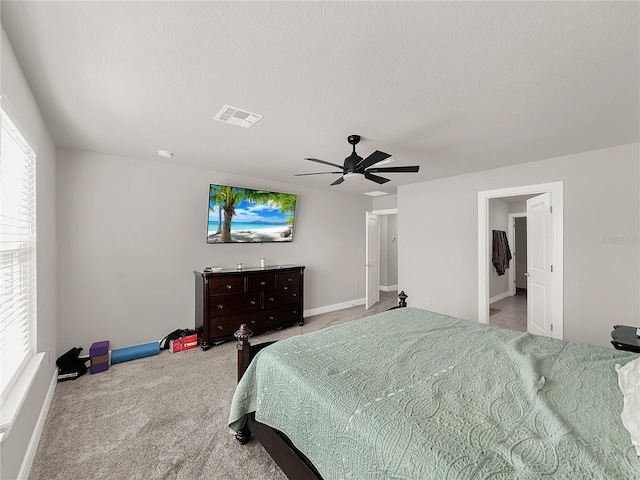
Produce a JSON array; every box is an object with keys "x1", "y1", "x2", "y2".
[
  {"x1": 489, "y1": 209, "x2": 528, "y2": 331},
  {"x1": 478, "y1": 182, "x2": 564, "y2": 340}
]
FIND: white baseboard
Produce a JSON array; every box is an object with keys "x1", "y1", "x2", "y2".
[
  {"x1": 490, "y1": 291, "x2": 511, "y2": 304},
  {"x1": 380, "y1": 284, "x2": 398, "y2": 292},
  {"x1": 17, "y1": 367, "x2": 57, "y2": 480},
  {"x1": 304, "y1": 297, "x2": 365, "y2": 317}
]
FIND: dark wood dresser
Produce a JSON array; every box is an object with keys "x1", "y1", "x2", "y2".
[{"x1": 194, "y1": 265, "x2": 305, "y2": 350}]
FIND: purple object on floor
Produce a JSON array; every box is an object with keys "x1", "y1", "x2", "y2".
[
  {"x1": 90, "y1": 341, "x2": 109, "y2": 358},
  {"x1": 90, "y1": 362, "x2": 108, "y2": 374}
]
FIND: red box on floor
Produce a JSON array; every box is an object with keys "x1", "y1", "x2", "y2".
[
  {"x1": 182, "y1": 334, "x2": 198, "y2": 351},
  {"x1": 169, "y1": 338, "x2": 183, "y2": 353}
]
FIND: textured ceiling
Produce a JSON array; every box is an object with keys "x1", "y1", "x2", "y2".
[{"x1": 2, "y1": 1, "x2": 638, "y2": 195}]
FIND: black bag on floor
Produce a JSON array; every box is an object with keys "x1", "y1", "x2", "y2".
[{"x1": 56, "y1": 347, "x2": 88, "y2": 381}]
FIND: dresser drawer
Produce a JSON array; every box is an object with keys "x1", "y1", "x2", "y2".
[
  {"x1": 209, "y1": 276, "x2": 245, "y2": 295},
  {"x1": 210, "y1": 292, "x2": 260, "y2": 314},
  {"x1": 247, "y1": 274, "x2": 276, "y2": 291},
  {"x1": 262, "y1": 304, "x2": 301, "y2": 329},
  {"x1": 276, "y1": 271, "x2": 301, "y2": 288},
  {"x1": 209, "y1": 314, "x2": 260, "y2": 338},
  {"x1": 264, "y1": 287, "x2": 300, "y2": 308}
]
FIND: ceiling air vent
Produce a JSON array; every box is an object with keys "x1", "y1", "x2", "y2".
[{"x1": 214, "y1": 104, "x2": 263, "y2": 128}]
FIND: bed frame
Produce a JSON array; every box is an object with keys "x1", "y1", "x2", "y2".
[{"x1": 233, "y1": 292, "x2": 409, "y2": 480}]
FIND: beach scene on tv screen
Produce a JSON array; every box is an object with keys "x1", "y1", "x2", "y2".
[{"x1": 207, "y1": 185, "x2": 296, "y2": 243}]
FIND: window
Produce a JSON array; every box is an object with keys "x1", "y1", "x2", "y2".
[{"x1": 0, "y1": 103, "x2": 37, "y2": 404}]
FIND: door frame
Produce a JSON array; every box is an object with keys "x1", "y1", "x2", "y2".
[
  {"x1": 478, "y1": 182, "x2": 564, "y2": 339},
  {"x1": 507, "y1": 212, "x2": 526, "y2": 297},
  {"x1": 365, "y1": 212, "x2": 380, "y2": 309},
  {"x1": 369, "y1": 208, "x2": 398, "y2": 297}
]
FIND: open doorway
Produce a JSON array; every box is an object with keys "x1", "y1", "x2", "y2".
[
  {"x1": 366, "y1": 208, "x2": 398, "y2": 310},
  {"x1": 478, "y1": 182, "x2": 564, "y2": 340},
  {"x1": 488, "y1": 203, "x2": 530, "y2": 332}
]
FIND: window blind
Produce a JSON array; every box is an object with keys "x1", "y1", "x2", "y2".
[{"x1": 0, "y1": 106, "x2": 36, "y2": 401}]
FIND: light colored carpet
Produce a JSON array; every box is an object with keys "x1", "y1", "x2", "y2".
[{"x1": 28, "y1": 292, "x2": 399, "y2": 480}]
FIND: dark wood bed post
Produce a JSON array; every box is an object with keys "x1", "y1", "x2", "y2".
[
  {"x1": 235, "y1": 324, "x2": 253, "y2": 383},
  {"x1": 234, "y1": 324, "x2": 254, "y2": 446}
]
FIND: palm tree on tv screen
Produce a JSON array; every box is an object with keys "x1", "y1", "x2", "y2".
[
  {"x1": 209, "y1": 186, "x2": 296, "y2": 242},
  {"x1": 208, "y1": 193, "x2": 223, "y2": 235}
]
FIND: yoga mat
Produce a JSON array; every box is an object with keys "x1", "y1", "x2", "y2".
[{"x1": 111, "y1": 342, "x2": 160, "y2": 364}]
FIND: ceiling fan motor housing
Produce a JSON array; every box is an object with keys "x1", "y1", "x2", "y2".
[{"x1": 344, "y1": 152, "x2": 363, "y2": 172}]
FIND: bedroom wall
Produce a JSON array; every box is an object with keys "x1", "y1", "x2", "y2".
[
  {"x1": 398, "y1": 142, "x2": 640, "y2": 348},
  {"x1": 1, "y1": 27, "x2": 58, "y2": 480},
  {"x1": 56, "y1": 148, "x2": 372, "y2": 353}
]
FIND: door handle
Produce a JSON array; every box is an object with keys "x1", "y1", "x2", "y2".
[{"x1": 524, "y1": 272, "x2": 530, "y2": 277}]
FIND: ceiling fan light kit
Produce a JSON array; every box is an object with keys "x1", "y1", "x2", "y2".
[
  {"x1": 296, "y1": 134, "x2": 420, "y2": 186},
  {"x1": 343, "y1": 172, "x2": 365, "y2": 182}
]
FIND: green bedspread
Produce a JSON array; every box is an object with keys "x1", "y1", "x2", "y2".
[{"x1": 229, "y1": 307, "x2": 640, "y2": 479}]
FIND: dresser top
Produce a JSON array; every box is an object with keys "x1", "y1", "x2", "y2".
[{"x1": 194, "y1": 265, "x2": 304, "y2": 276}]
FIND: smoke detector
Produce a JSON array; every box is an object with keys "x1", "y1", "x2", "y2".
[{"x1": 214, "y1": 104, "x2": 263, "y2": 128}]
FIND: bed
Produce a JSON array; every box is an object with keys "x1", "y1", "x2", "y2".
[{"x1": 228, "y1": 307, "x2": 640, "y2": 479}]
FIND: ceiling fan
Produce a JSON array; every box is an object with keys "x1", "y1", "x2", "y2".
[{"x1": 295, "y1": 135, "x2": 420, "y2": 186}]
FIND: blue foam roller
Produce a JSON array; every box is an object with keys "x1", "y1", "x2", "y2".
[{"x1": 110, "y1": 341, "x2": 160, "y2": 364}]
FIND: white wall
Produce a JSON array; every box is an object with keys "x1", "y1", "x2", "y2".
[
  {"x1": 398, "y1": 143, "x2": 639, "y2": 348},
  {"x1": 372, "y1": 193, "x2": 397, "y2": 211},
  {"x1": 488, "y1": 198, "x2": 510, "y2": 299},
  {"x1": 1, "y1": 27, "x2": 58, "y2": 480},
  {"x1": 56, "y1": 148, "x2": 372, "y2": 352}
]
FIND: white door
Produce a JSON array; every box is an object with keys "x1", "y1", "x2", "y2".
[
  {"x1": 365, "y1": 212, "x2": 380, "y2": 309},
  {"x1": 526, "y1": 193, "x2": 553, "y2": 337}
]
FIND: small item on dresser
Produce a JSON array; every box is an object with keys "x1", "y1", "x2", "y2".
[
  {"x1": 260, "y1": 257, "x2": 267, "y2": 269},
  {"x1": 237, "y1": 262, "x2": 243, "y2": 271},
  {"x1": 204, "y1": 266, "x2": 223, "y2": 273}
]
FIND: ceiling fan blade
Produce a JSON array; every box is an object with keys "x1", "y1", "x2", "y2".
[
  {"x1": 366, "y1": 165, "x2": 420, "y2": 173},
  {"x1": 304, "y1": 158, "x2": 344, "y2": 169},
  {"x1": 294, "y1": 171, "x2": 343, "y2": 176},
  {"x1": 356, "y1": 150, "x2": 391, "y2": 170},
  {"x1": 364, "y1": 172, "x2": 390, "y2": 184},
  {"x1": 330, "y1": 176, "x2": 345, "y2": 186}
]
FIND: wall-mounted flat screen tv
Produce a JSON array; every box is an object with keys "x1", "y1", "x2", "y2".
[{"x1": 207, "y1": 184, "x2": 297, "y2": 243}]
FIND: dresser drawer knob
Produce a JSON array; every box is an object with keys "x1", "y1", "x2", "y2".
[
  {"x1": 293, "y1": 310, "x2": 297, "y2": 314},
  {"x1": 269, "y1": 316, "x2": 274, "y2": 320},
  {"x1": 218, "y1": 304, "x2": 224, "y2": 309},
  {"x1": 269, "y1": 297, "x2": 274, "y2": 302},
  {"x1": 292, "y1": 293, "x2": 297, "y2": 297},
  {"x1": 217, "y1": 325, "x2": 223, "y2": 330},
  {"x1": 288, "y1": 278, "x2": 293, "y2": 282},
  {"x1": 226, "y1": 284, "x2": 232, "y2": 290},
  {"x1": 250, "y1": 300, "x2": 256, "y2": 305},
  {"x1": 260, "y1": 281, "x2": 266, "y2": 286},
  {"x1": 251, "y1": 320, "x2": 256, "y2": 324}
]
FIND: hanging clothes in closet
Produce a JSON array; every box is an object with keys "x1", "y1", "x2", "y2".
[{"x1": 492, "y1": 230, "x2": 512, "y2": 276}]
